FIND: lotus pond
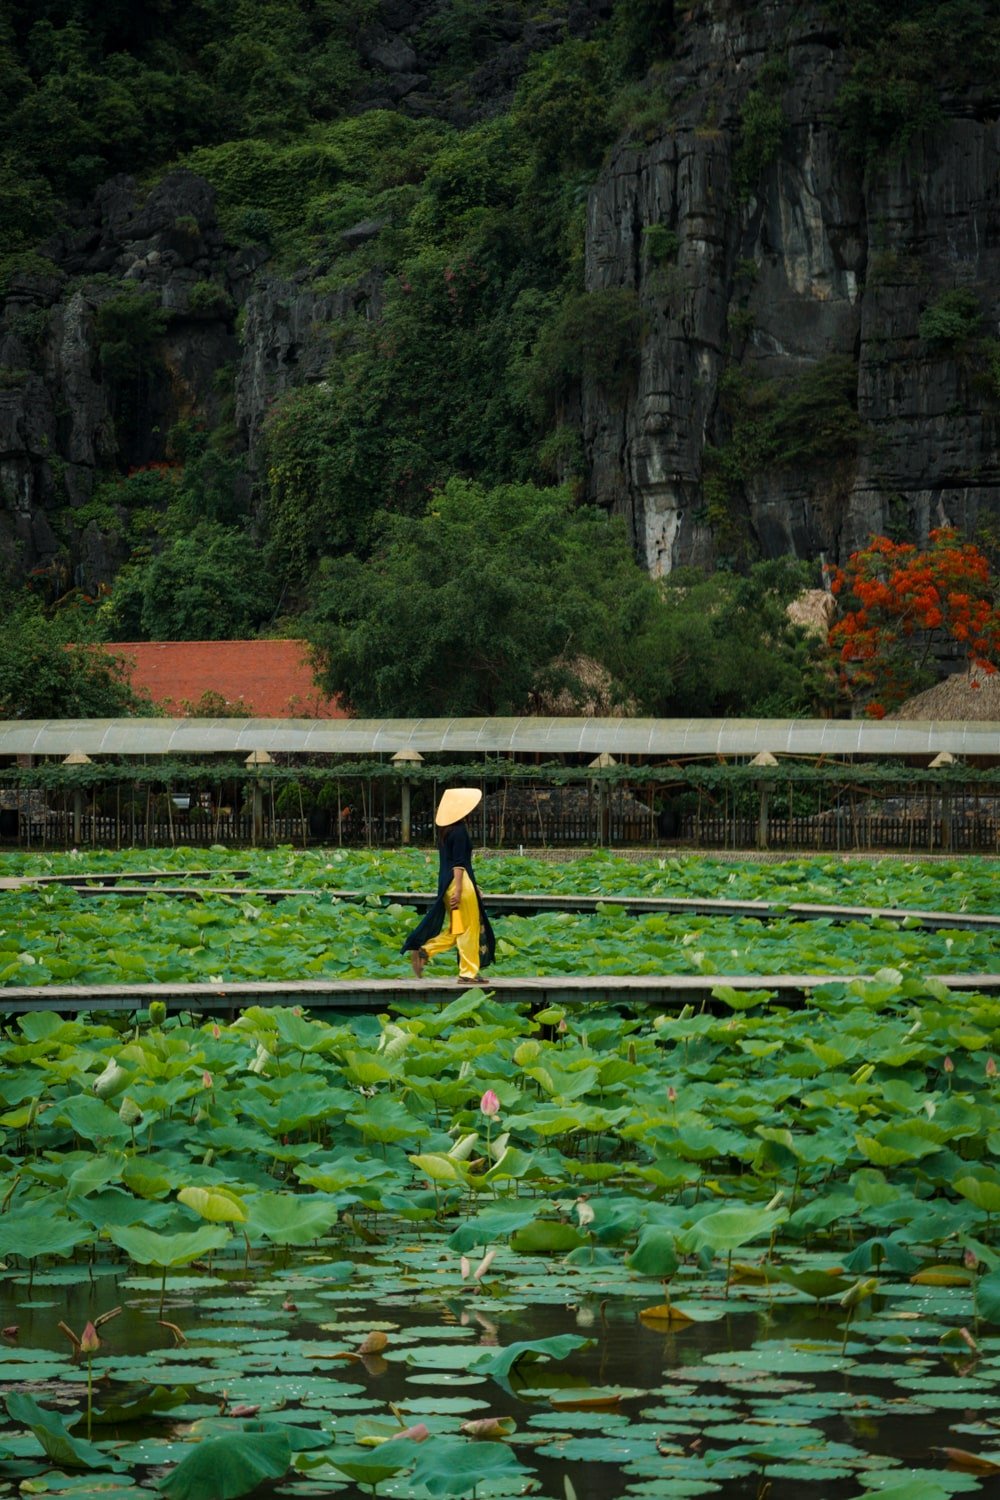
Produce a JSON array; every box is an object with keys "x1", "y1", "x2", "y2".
[
  {"x1": 2, "y1": 850, "x2": 1000, "y2": 987},
  {"x1": 1, "y1": 851, "x2": 1000, "y2": 1499},
  {"x1": 4, "y1": 847, "x2": 1000, "y2": 911}
]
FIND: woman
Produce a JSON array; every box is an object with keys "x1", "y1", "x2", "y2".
[{"x1": 402, "y1": 787, "x2": 495, "y2": 983}]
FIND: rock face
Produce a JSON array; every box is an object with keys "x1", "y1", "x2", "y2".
[
  {"x1": 582, "y1": 0, "x2": 1000, "y2": 574},
  {"x1": 2, "y1": 0, "x2": 999, "y2": 590},
  {"x1": 0, "y1": 171, "x2": 252, "y2": 590}
]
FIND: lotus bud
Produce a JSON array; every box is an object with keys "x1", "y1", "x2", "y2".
[
  {"x1": 212, "y1": 1024, "x2": 221, "y2": 1040},
  {"x1": 398, "y1": 1422, "x2": 429, "y2": 1442},
  {"x1": 79, "y1": 1322, "x2": 100, "y2": 1355},
  {"x1": 148, "y1": 1001, "x2": 167, "y2": 1026},
  {"x1": 474, "y1": 1249, "x2": 496, "y2": 1281},
  {"x1": 118, "y1": 1096, "x2": 143, "y2": 1128},
  {"x1": 202, "y1": 1071, "x2": 213, "y2": 1089},
  {"x1": 479, "y1": 1090, "x2": 500, "y2": 1118},
  {"x1": 987, "y1": 1057, "x2": 997, "y2": 1079},
  {"x1": 248, "y1": 1043, "x2": 270, "y2": 1075},
  {"x1": 943, "y1": 1056, "x2": 954, "y2": 1073},
  {"x1": 575, "y1": 1198, "x2": 595, "y2": 1230},
  {"x1": 840, "y1": 1277, "x2": 877, "y2": 1310},
  {"x1": 668, "y1": 1086, "x2": 677, "y2": 1104},
  {"x1": 627, "y1": 1041, "x2": 637, "y2": 1064},
  {"x1": 964, "y1": 1248, "x2": 979, "y2": 1269},
  {"x1": 93, "y1": 1059, "x2": 127, "y2": 1098},
  {"x1": 460, "y1": 1256, "x2": 471, "y2": 1280}
]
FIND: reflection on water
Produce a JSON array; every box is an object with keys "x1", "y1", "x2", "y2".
[{"x1": 0, "y1": 1251, "x2": 987, "y2": 1500}]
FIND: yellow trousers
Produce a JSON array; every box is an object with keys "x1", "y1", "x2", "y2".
[{"x1": 421, "y1": 874, "x2": 481, "y2": 979}]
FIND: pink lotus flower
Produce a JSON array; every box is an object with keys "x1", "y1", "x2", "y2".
[{"x1": 480, "y1": 1089, "x2": 500, "y2": 1118}]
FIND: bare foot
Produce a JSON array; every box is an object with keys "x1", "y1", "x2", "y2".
[{"x1": 410, "y1": 949, "x2": 427, "y2": 979}]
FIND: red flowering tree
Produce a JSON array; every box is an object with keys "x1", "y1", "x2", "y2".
[{"x1": 828, "y1": 529, "x2": 1000, "y2": 717}]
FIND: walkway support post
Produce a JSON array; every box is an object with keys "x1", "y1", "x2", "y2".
[
  {"x1": 245, "y1": 750, "x2": 273, "y2": 847},
  {"x1": 749, "y1": 751, "x2": 779, "y2": 852},
  {"x1": 391, "y1": 749, "x2": 424, "y2": 845},
  {"x1": 62, "y1": 751, "x2": 92, "y2": 846}
]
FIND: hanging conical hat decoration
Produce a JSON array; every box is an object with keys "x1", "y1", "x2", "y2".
[{"x1": 435, "y1": 787, "x2": 483, "y2": 825}]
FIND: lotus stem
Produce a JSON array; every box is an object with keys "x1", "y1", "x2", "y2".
[
  {"x1": 86, "y1": 1352, "x2": 93, "y2": 1440},
  {"x1": 159, "y1": 1266, "x2": 167, "y2": 1319}
]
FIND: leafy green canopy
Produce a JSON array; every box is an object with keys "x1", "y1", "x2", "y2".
[
  {"x1": 0, "y1": 593, "x2": 149, "y2": 719},
  {"x1": 306, "y1": 478, "x2": 658, "y2": 716},
  {"x1": 0, "y1": 0, "x2": 374, "y2": 252},
  {"x1": 829, "y1": 0, "x2": 1000, "y2": 159},
  {"x1": 304, "y1": 479, "x2": 819, "y2": 718}
]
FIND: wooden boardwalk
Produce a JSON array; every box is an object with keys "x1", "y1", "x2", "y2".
[
  {"x1": 1, "y1": 972, "x2": 998, "y2": 1015},
  {"x1": 4, "y1": 873, "x2": 999, "y2": 933}
]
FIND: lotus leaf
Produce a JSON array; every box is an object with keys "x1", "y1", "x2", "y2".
[
  {"x1": 177, "y1": 1186, "x2": 248, "y2": 1223},
  {"x1": 470, "y1": 1333, "x2": 592, "y2": 1380},
  {"x1": 5, "y1": 1392, "x2": 128, "y2": 1472},
  {"x1": 626, "y1": 1227, "x2": 679, "y2": 1278},
  {"x1": 402, "y1": 1434, "x2": 533, "y2": 1496},
  {"x1": 244, "y1": 1193, "x2": 340, "y2": 1246},
  {"x1": 687, "y1": 1206, "x2": 789, "y2": 1255},
  {"x1": 156, "y1": 1428, "x2": 292, "y2": 1499},
  {"x1": 108, "y1": 1225, "x2": 232, "y2": 1267}
]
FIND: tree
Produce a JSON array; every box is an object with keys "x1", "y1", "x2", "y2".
[
  {"x1": 0, "y1": 595, "x2": 150, "y2": 718},
  {"x1": 828, "y1": 529, "x2": 1000, "y2": 716},
  {"x1": 101, "y1": 523, "x2": 276, "y2": 641},
  {"x1": 625, "y1": 559, "x2": 820, "y2": 718},
  {"x1": 306, "y1": 479, "x2": 660, "y2": 716}
]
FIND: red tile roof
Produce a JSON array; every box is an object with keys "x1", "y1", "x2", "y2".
[{"x1": 99, "y1": 640, "x2": 347, "y2": 718}]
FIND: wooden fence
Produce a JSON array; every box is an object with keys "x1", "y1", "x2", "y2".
[{"x1": 2, "y1": 786, "x2": 997, "y2": 853}]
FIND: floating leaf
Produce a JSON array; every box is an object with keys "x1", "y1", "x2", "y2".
[{"x1": 406, "y1": 1434, "x2": 534, "y2": 1496}]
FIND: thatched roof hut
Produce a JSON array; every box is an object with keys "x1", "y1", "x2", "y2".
[{"x1": 891, "y1": 666, "x2": 1000, "y2": 722}]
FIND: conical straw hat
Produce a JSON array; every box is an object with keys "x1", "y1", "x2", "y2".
[{"x1": 435, "y1": 787, "x2": 483, "y2": 825}]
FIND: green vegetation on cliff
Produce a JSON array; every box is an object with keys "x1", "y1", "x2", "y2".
[{"x1": 3, "y1": 0, "x2": 999, "y2": 715}]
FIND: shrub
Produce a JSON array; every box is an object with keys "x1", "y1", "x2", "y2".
[
  {"x1": 642, "y1": 225, "x2": 679, "y2": 264},
  {"x1": 524, "y1": 288, "x2": 643, "y2": 406},
  {"x1": 918, "y1": 288, "x2": 982, "y2": 347},
  {"x1": 187, "y1": 280, "x2": 235, "y2": 319},
  {"x1": 734, "y1": 84, "x2": 786, "y2": 196},
  {"x1": 96, "y1": 290, "x2": 168, "y2": 380}
]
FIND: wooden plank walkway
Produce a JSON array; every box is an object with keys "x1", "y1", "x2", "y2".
[
  {"x1": 0, "y1": 868, "x2": 247, "y2": 889},
  {"x1": 5, "y1": 877, "x2": 999, "y2": 933},
  {"x1": 1, "y1": 973, "x2": 998, "y2": 1015}
]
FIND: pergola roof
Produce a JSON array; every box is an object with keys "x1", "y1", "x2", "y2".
[{"x1": 1, "y1": 717, "x2": 998, "y2": 759}]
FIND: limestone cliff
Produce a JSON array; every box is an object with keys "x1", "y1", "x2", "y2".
[
  {"x1": 2, "y1": 0, "x2": 998, "y2": 591},
  {"x1": 583, "y1": 0, "x2": 1000, "y2": 573}
]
